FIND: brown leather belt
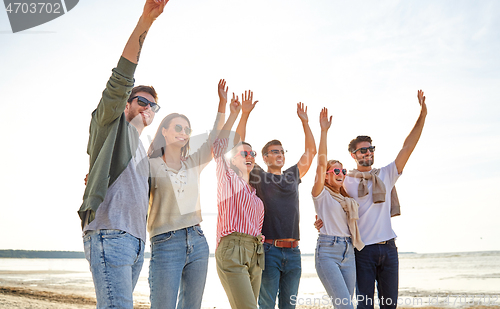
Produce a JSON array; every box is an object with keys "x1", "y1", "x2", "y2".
[
  {"x1": 375, "y1": 238, "x2": 395, "y2": 245},
  {"x1": 264, "y1": 239, "x2": 299, "y2": 248}
]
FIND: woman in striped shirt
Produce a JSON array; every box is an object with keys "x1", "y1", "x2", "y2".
[{"x1": 213, "y1": 91, "x2": 265, "y2": 309}]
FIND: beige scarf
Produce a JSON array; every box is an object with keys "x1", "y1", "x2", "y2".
[
  {"x1": 347, "y1": 169, "x2": 401, "y2": 217},
  {"x1": 324, "y1": 186, "x2": 365, "y2": 250}
]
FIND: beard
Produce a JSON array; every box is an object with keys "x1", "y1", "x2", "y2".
[{"x1": 358, "y1": 157, "x2": 374, "y2": 167}]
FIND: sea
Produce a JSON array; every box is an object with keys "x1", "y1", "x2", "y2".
[{"x1": 1, "y1": 251, "x2": 499, "y2": 308}]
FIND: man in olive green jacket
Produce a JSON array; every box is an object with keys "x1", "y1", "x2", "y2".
[{"x1": 78, "y1": 1, "x2": 169, "y2": 308}]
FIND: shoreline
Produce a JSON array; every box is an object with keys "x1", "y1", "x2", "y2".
[{"x1": 1, "y1": 285, "x2": 499, "y2": 309}]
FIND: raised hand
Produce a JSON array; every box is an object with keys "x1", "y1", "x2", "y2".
[
  {"x1": 297, "y1": 102, "x2": 308, "y2": 123},
  {"x1": 230, "y1": 93, "x2": 241, "y2": 115},
  {"x1": 142, "y1": 0, "x2": 169, "y2": 24},
  {"x1": 218, "y1": 79, "x2": 228, "y2": 105},
  {"x1": 241, "y1": 90, "x2": 258, "y2": 114},
  {"x1": 417, "y1": 89, "x2": 427, "y2": 116},
  {"x1": 319, "y1": 107, "x2": 332, "y2": 131}
]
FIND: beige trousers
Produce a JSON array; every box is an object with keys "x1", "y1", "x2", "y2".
[{"x1": 216, "y1": 232, "x2": 265, "y2": 309}]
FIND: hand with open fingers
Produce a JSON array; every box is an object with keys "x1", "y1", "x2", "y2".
[
  {"x1": 417, "y1": 89, "x2": 427, "y2": 116},
  {"x1": 142, "y1": 0, "x2": 169, "y2": 24},
  {"x1": 319, "y1": 107, "x2": 332, "y2": 131},
  {"x1": 241, "y1": 90, "x2": 258, "y2": 114},
  {"x1": 218, "y1": 79, "x2": 228, "y2": 105},
  {"x1": 230, "y1": 93, "x2": 241, "y2": 115},
  {"x1": 297, "y1": 102, "x2": 309, "y2": 122}
]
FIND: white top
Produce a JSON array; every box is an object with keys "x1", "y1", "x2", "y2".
[
  {"x1": 312, "y1": 188, "x2": 350, "y2": 237},
  {"x1": 147, "y1": 112, "x2": 224, "y2": 238},
  {"x1": 343, "y1": 161, "x2": 401, "y2": 245}
]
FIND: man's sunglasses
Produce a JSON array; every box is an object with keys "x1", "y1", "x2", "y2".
[
  {"x1": 174, "y1": 124, "x2": 192, "y2": 136},
  {"x1": 264, "y1": 149, "x2": 287, "y2": 156},
  {"x1": 326, "y1": 168, "x2": 347, "y2": 175},
  {"x1": 237, "y1": 150, "x2": 257, "y2": 158},
  {"x1": 352, "y1": 146, "x2": 375, "y2": 154},
  {"x1": 130, "y1": 96, "x2": 160, "y2": 113}
]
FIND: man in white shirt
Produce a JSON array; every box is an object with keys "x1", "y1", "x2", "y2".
[{"x1": 343, "y1": 90, "x2": 428, "y2": 309}]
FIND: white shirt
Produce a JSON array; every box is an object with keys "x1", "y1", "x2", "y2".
[
  {"x1": 343, "y1": 161, "x2": 401, "y2": 245},
  {"x1": 312, "y1": 188, "x2": 350, "y2": 237}
]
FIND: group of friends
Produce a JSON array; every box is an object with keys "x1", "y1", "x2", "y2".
[{"x1": 78, "y1": 1, "x2": 428, "y2": 309}]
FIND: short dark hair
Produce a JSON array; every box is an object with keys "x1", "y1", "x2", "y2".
[
  {"x1": 348, "y1": 135, "x2": 372, "y2": 153},
  {"x1": 128, "y1": 85, "x2": 158, "y2": 103},
  {"x1": 262, "y1": 139, "x2": 282, "y2": 156}
]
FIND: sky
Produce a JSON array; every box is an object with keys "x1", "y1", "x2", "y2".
[{"x1": 0, "y1": 0, "x2": 499, "y2": 254}]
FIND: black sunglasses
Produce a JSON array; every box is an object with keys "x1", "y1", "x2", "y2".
[
  {"x1": 130, "y1": 96, "x2": 160, "y2": 113},
  {"x1": 352, "y1": 146, "x2": 375, "y2": 154},
  {"x1": 174, "y1": 124, "x2": 192, "y2": 136},
  {"x1": 237, "y1": 150, "x2": 257, "y2": 158},
  {"x1": 326, "y1": 168, "x2": 347, "y2": 175},
  {"x1": 265, "y1": 149, "x2": 287, "y2": 156}
]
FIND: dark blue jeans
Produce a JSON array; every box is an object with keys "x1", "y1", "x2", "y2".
[
  {"x1": 354, "y1": 239, "x2": 399, "y2": 309},
  {"x1": 258, "y1": 243, "x2": 302, "y2": 309}
]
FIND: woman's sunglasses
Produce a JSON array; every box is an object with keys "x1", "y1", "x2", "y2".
[
  {"x1": 237, "y1": 150, "x2": 257, "y2": 158},
  {"x1": 326, "y1": 168, "x2": 347, "y2": 175},
  {"x1": 174, "y1": 124, "x2": 192, "y2": 136}
]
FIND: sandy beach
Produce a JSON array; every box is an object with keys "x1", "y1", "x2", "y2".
[{"x1": 2, "y1": 252, "x2": 499, "y2": 309}]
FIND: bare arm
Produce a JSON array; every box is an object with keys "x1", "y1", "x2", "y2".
[
  {"x1": 395, "y1": 89, "x2": 428, "y2": 174},
  {"x1": 218, "y1": 95, "x2": 241, "y2": 141},
  {"x1": 297, "y1": 102, "x2": 317, "y2": 178},
  {"x1": 122, "y1": 0, "x2": 168, "y2": 64},
  {"x1": 217, "y1": 79, "x2": 228, "y2": 114},
  {"x1": 235, "y1": 90, "x2": 258, "y2": 142},
  {"x1": 311, "y1": 108, "x2": 332, "y2": 197}
]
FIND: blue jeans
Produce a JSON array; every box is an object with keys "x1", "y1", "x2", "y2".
[
  {"x1": 354, "y1": 239, "x2": 399, "y2": 309},
  {"x1": 83, "y1": 229, "x2": 145, "y2": 309},
  {"x1": 149, "y1": 225, "x2": 209, "y2": 309},
  {"x1": 258, "y1": 243, "x2": 301, "y2": 309},
  {"x1": 315, "y1": 235, "x2": 356, "y2": 309}
]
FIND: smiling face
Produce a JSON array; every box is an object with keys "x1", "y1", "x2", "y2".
[
  {"x1": 325, "y1": 162, "x2": 345, "y2": 192},
  {"x1": 351, "y1": 141, "x2": 374, "y2": 167},
  {"x1": 231, "y1": 144, "x2": 255, "y2": 176},
  {"x1": 125, "y1": 91, "x2": 156, "y2": 128},
  {"x1": 263, "y1": 145, "x2": 285, "y2": 170},
  {"x1": 162, "y1": 117, "x2": 190, "y2": 149}
]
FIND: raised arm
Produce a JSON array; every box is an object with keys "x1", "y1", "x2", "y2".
[
  {"x1": 217, "y1": 79, "x2": 228, "y2": 114},
  {"x1": 122, "y1": 0, "x2": 168, "y2": 64},
  {"x1": 218, "y1": 94, "x2": 242, "y2": 141},
  {"x1": 296, "y1": 102, "x2": 317, "y2": 178},
  {"x1": 395, "y1": 89, "x2": 428, "y2": 174},
  {"x1": 235, "y1": 90, "x2": 258, "y2": 142},
  {"x1": 311, "y1": 108, "x2": 332, "y2": 197}
]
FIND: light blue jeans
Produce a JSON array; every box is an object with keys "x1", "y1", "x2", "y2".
[
  {"x1": 149, "y1": 225, "x2": 209, "y2": 309},
  {"x1": 83, "y1": 229, "x2": 145, "y2": 309},
  {"x1": 315, "y1": 235, "x2": 356, "y2": 309},
  {"x1": 258, "y1": 243, "x2": 302, "y2": 309}
]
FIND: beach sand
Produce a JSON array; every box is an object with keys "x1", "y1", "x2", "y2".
[{"x1": 1, "y1": 285, "x2": 499, "y2": 309}]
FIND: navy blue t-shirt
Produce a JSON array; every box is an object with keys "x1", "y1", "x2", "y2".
[{"x1": 249, "y1": 164, "x2": 301, "y2": 240}]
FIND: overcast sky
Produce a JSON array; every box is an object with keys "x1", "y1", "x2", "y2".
[{"x1": 1, "y1": 0, "x2": 499, "y2": 254}]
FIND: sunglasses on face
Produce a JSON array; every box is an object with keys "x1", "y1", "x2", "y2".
[
  {"x1": 237, "y1": 150, "x2": 257, "y2": 158},
  {"x1": 265, "y1": 149, "x2": 287, "y2": 156},
  {"x1": 131, "y1": 96, "x2": 161, "y2": 113},
  {"x1": 352, "y1": 146, "x2": 376, "y2": 154},
  {"x1": 326, "y1": 168, "x2": 347, "y2": 176},
  {"x1": 174, "y1": 124, "x2": 192, "y2": 136}
]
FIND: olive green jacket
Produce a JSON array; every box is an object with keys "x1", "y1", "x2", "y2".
[{"x1": 78, "y1": 57, "x2": 139, "y2": 228}]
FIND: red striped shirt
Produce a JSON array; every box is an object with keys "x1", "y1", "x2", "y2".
[{"x1": 214, "y1": 138, "x2": 265, "y2": 248}]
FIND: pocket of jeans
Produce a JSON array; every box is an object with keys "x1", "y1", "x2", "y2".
[
  {"x1": 291, "y1": 246, "x2": 301, "y2": 254},
  {"x1": 194, "y1": 225, "x2": 204, "y2": 236},
  {"x1": 101, "y1": 233, "x2": 137, "y2": 267},
  {"x1": 83, "y1": 235, "x2": 91, "y2": 264},
  {"x1": 263, "y1": 242, "x2": 272, "y2": 253},
  {"x1": 151, "y1": 231, "x2": 174, "y2": 245}
]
